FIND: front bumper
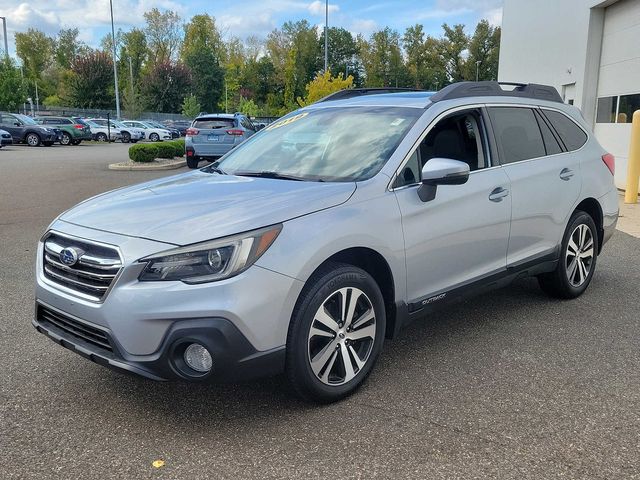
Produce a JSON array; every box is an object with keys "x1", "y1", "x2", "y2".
[
  {"x1": 1, "y1": 137, "x2": 11, "y2": 146},
  {"x1": 33, "y1": 302, "x2": 285, "y2": 381},
  {"x1": 34, "y1": 222, "x2": 303, "y2": 382}
]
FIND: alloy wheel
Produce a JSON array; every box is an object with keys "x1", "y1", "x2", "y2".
[
  {"x1": 565, "y1": 223, "x2": 594, "y2": 287},
  {"x1": 307, "y1": 287, "x2": 376, "y2": 386},
  {"x1": 26, "y1": 133, "x2": 40, "y2": 146}
]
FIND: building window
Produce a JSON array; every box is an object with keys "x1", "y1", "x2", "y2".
[
  {"x1": 618, "y1": 94, "x2": 640, "y2": 124},
  {"x1": 596, "y1": 96, "x2": 617, "y2": 123}
]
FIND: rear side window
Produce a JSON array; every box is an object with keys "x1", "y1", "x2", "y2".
[
  {"x1": 488, "y1": 107, "x2": 545, "y2": 164},
  {"x1": 193, "y1": 118, "x2": 235, "y2": 129},
  {"x1": 534, "y1": 110, "x2": 563, "y2": 155},
  {"x1": 541, "y1": 110, "x2": 587, "y2": 151}
]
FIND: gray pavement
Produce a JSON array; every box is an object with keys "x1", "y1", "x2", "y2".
[{"x1": 1, "y1": 143, "x2": 639, "y2": 479}]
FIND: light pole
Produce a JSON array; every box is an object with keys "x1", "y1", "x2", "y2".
[
  {"x1": 109, "y1": 0, "x2": 121, "y2": 119},
  {"x1": 324, "y1": 0, "x2": 328, "y2": 73},
  {"x1": 0, "y1": 16, "x2": 8, "y2": 58},
  {"x1": 475, "y1": 60, "x2": 481, "y2": 82}
]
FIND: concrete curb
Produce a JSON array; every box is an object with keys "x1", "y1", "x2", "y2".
[{"x1": 108, "y1": 159, "x2": 187, "y2": 171}]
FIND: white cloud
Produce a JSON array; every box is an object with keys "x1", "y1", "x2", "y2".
[
  {"x1": 349, "y1": 19, "x2": 377, "y2": 37},
  {"x1": 485, "y1": 7, "x2": 502, "y2": 26},
  {"x1": 307, "y1": 1, "x2": 339, "y2": 16}
]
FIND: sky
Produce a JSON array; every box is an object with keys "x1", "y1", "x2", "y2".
[{"x1": 0, "y1": 0, "x2": 503, "y2": 57}]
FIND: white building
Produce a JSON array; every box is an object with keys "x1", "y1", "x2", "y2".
[{"x1": 498, "y1": 0, "x2": 640, "y2": 189}]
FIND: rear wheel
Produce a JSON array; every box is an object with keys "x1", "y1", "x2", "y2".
[
  {"x1": 286, "y1": 262, "x2": 386, "y2": 403},
  {"x1": 538, "y1": 210, "x2": 598, "y2": 299},
  {"x1": 186, "y1": 157, "x2": 200, "y2": 169},
  {"x1": 26, "y1": 133, "x2": 41, "y2": 147},
  {"x1": 96, "y1": 133, "x2": 108, "y2": 142},
  {"x1": 60, "y1": 132, "x2": 72, "y2": 145}
]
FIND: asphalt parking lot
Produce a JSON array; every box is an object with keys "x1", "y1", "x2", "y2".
[{"x1": 1, "y1": 143, "x2": 639, "y2": 479}]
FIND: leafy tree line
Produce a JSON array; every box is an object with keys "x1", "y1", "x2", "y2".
[{"x1": 0, "y1": 10, "x2": 500, "y2": 117}]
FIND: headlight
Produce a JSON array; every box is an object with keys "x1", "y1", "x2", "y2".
[{"x1": 138, "y1": 224, "x2": 282, "y2": 284}]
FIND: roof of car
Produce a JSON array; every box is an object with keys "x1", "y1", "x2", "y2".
[{"x1": 194, "y1": 113, "x2": 237, "y2": 120}]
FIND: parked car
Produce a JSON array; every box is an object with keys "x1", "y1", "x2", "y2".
[
  {"x1": 78, "y1": 118, "x2": 122, "y2": 142},
  {"x1": 0, "y1": 128, "x2": 12, "y2": 148},
  {"x1": 0, "y1": 112, "x2": 58, "y2": 146},
  {"x1": 88, "y1": 118, "x2": 144, "y2": 143},
  {"x1": 143, "y1": 119, "x2": 180, "y2": 139},
  {"x1": 35, "y1": 116, "x2": 92, "y2": 145},
  {"x1": 121, "y1": 120, "x2": 172, "y2": 142},
  {"x1": 164, "y1": 120, "x2": 190, "y2": 136},
  {"x1": 33, "y1": 82, "x2": 619, "y2": 403},
  {"x1": 185, "y1": 112, "x2": 257, "y2": 168}
]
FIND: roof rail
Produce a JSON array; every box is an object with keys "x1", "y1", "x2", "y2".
[
  {"x1": 316, "y1": 87, "x2": 425, "y2": 103},
  {"x1": 429, "y1": 81, "x2": 563, "y2": 104}
]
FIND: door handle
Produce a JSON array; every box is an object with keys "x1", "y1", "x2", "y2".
[
  {"x1": 489, "y1": 187, "x2": 509, "y2": 202},
  {"x1": 559, "y1": 168, "x2": 574, "y2": 181}
]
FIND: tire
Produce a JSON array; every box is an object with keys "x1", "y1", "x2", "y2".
[
  {"x1": 149, "y1": 133, "x2": 160, "y2": 142},
  {"x1": 60, "y1": 132, "x2": 72, "y2": 145},
  {"x1": 43, "y1": 142, "x2": 54, "y2": 147},
  {"x1": 96, "y1": 133, "x2": 108, "y2": 142},
  {"x1": 538, "y1": 210, "x2": 598, "y2": 299},
  {"x1": 286, "y1": 262, "x2": 386, "y2": 403},
  {"x1": 121, "y1": 132, "x2": 131, "y2": 143},
  {"x1": 71, "y1": 140, "x2": 81, "y2": 146},
  {"x1": 186, "y1": 157, "x2": 200, "y2": 169},
  {"x1": 25, "y1": 133, "x2": 41, "y2": 147},
  {"x1": 131, "y1": 139, "x2": 138, "y2": 144}
]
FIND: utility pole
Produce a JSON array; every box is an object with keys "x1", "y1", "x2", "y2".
[
  {"x1": 35, "y1": 81, "x2": 39, "y2": 114},
  {"x1": 476, "y1": 60, "x2": 481, "y2": 82},
  {"x1": 0, "y1": 16, "x2": 8, "y2": 58},
  {"x1": 324, "y1": 0, "x2": 328, "y2": 73},
  {"x1": 109, "y1": 0, "x2": 121, "y2": 119}
]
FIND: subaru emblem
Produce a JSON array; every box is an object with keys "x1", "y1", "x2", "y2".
[{"x1": 59, "y1": 247, "x2": 79, "y2": 266}]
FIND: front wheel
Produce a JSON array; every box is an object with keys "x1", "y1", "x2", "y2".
[
  {"x1": 26, "y1": 133, "x2": 41, "y2": 147},
  {"x1": 538, "y1": 210, "x2": 598, "y2": 299},
  {"x1": 286, "y1": 262, "x2": 386, "y2": 403},
  {"x1": 149, "y1": 133, "x2": 160, "y2": 142},
  {"x1": 121, "y1": 132, "x2": 131, "y2": 143},
  {"x1": 71, "y1": 140, "x2": 81, "y2": 146}
]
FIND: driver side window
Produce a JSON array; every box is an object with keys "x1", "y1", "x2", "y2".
[{"x1": 394, "y1": 108, "x2": 489, "y2": 188}]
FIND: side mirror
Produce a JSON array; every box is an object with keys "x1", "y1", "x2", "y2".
[
  {"x1": 14, "y1": 122, "x2": 22, "y2": 127},
  {"x1": 418, "y1": 158, "x2": 470, "y2": 202}
]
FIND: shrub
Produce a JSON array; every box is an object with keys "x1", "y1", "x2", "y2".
[
  {"x1": 129, "y1": 144, "x2": 160, "y2": 163},
  {"x1": 156, "y1": 142, "x2": 177, "y2": 159},
  {"x1": 171, "y1": 139, "x2": 185, "y2": 157}
]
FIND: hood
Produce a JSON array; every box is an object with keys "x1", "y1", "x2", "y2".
[{"x1": 59, "y1": 171, "x2": 356, "y2": 245}]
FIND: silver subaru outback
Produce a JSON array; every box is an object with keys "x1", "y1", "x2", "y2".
[{"x1": 34, "y1": 82, "x2": 618, "y2": 403}]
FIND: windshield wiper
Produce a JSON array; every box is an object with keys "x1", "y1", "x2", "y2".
[
  {"x1": 203, "y1": 161, "x2": 227, "y2": 175},
  {"x1": 234, "y1": 171, "x2": 305, "y2": 181}
]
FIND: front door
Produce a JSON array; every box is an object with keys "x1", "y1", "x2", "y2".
[{"x1": 393, "y1": 107, "x2": 512, "y2": 310}]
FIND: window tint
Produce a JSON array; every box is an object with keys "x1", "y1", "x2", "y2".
[
  {"x1": 534, "y1": 110, "x2": 562, "y2": 155},
  {"x1": 394, "y1": 108, "x2": 488, "y2": 188},
  {"x1": 193, "y1": 118, "x2": 235, "y2": 129},
  {"x1": 542, "y1": 110, "x2": 587, "y2": 151},
  {"x1": 489, "y1": 107, "x2": 545, "y2": 163},
  {"x1": 618, "y1": 94, "x2": 640, "y2": 124},
  {"x1": 596, "y1": 96, "x2": 617, "y2": 123}
]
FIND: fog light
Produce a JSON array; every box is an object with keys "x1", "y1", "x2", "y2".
[{"x1": 184, "y1": 343, "x2": 213, "y2": 373}]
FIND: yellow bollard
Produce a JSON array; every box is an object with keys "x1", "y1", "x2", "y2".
[{"x1": 624, "y1": 110, "x2": 640, "y2": 204}]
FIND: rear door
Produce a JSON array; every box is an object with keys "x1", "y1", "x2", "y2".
[
  {"x1": 192, "y1": 117, "x2": 237, "y2": 147},
  {"x1": 0, "y1": 113, "x2": 23, "y2": 142},
  {"x1": 488, "y1": 106, "x2": 582, "y2": 266}
]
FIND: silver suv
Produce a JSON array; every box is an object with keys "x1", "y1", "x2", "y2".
[
  {"x1": 185, "y1": 113, "x2": 257, "y2": 169},
  {"x1": 34, "y1": 82, "x2": 618, "y2": 403}
]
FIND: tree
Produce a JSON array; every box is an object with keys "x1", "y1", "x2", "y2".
[
  {"x1": 465, "y1": 20, "x2": 501, "y2": 81},
  {"x1": 238, "y1": 96, "x2": 259, "y2": 117},
  {"x1": 297, "y1": 71, "x2": 354, "y2": 107},
  {"x1": 318, "y1": 27, "x2": 359, "y2": 81},
  {"x1": 181, "y1": 94, "x2": 201, "y2": 118},
  {"x1": 144, "y1": 8, "x2": 183, "y2": 66},
  {"x1": 359, "y1": 28, "x2": 406, "y2": 87},
  {"x1": 15, "y1": 29, "x2": 54, "y2": 81},
  {"x1": 120, "y1": 29, "x2": 147, "y2": 85},
  {"x1": 181, "y1": 14, "x2": 224, "y2": 112},
  {"x1": 66, "y1": 51, "x2": 115, "y2": 108},
  {"x1": 55, "y1": 28, "x2": 87, "y2": 69},
  {"x1": 142, "y1": 62, "x2": 192, "y2": 113},
  {"x1": 439, "y1": 24, "x2": 468, "y2": 83},
  {"x1": 0, "y1": 57, "x2": 27, "y2": 111}
]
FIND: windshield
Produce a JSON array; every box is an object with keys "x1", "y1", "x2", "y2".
[
  {"x1": 15, "y1": 114, "x2": 38, "y2": 125},
  {"x1": 217, "y1": 107, "x2": 420, "y2": 182}
]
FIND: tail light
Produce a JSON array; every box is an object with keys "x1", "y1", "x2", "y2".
[
  {"x1": 185, "y1": 128, "x2": 199, "y2": 137},
  {"x1": 226, "y1": 129, "x2": 244, "y2": 136},
  {"x1": 602, "y1": 153, "x2": 615, "y2": 175},
  {"x1": 73, "y1": 124, "x2": 84, "y2": 129}
]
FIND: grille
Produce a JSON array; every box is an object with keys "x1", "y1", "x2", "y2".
[
  {"x1": 37, "y1": 304, "x2": 113, "y2": 352},
  {"x1": 42, "y1": 232, "x2": 122, "y2": 301}
]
